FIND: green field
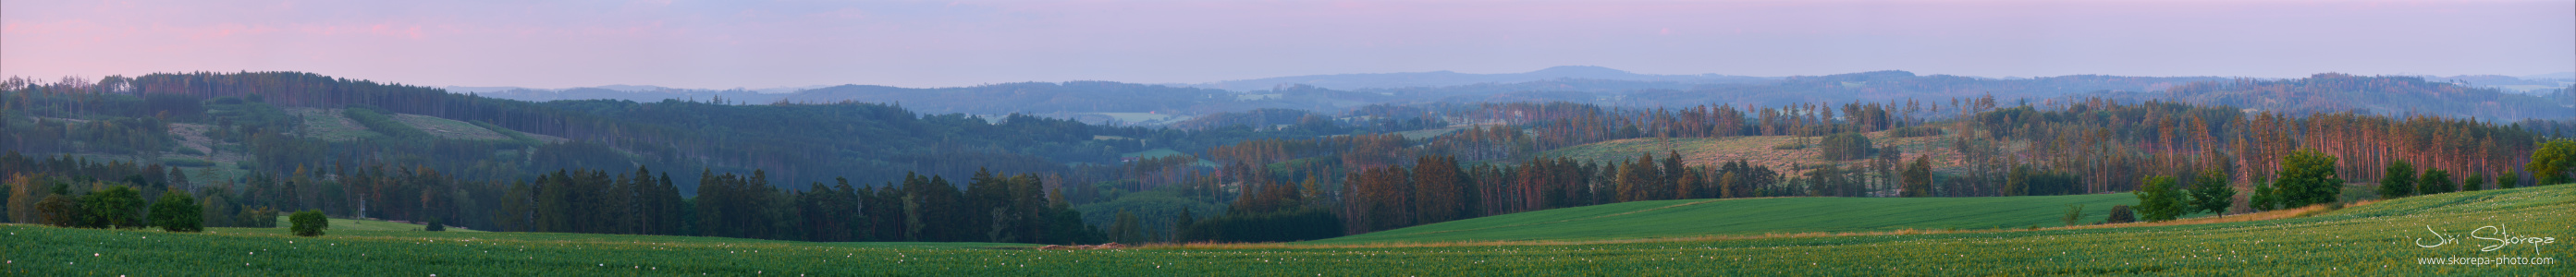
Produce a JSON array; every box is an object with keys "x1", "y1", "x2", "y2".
[
  {"x1": 262, "y1": 216, "x2": 485, "y2": 233},
  {"x1": 1314, "y1": 193, "x2": 2152, "y2": 244},
  {"x1": 7, "y1": 185, "x2": 2570, "y2": 275}
]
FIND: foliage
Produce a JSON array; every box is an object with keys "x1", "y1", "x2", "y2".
[
  {"x1": 2418, "y1": 168, "x2": 2453, "y2": 195},
  {"x1": 2527, "y1": 138, "x2": 2576, "y2": 185},
  {"x1": 150, "y1": 192, "x2": 202, "y2": 232},
  {"x1": 2131, "y1": 176, "x2": 2184, "y2": 223},
  {"x1": 2250, "y1": 180, "x2": 2280, "y2": 211},
  {"x1": 2378, "y1": 160, "x2": 2416, "y2": 199},
  {"x1": 2104, "y1": 205, "x2": 2136, "y2": 223},
  {"x1": 2186, "y1": 168, "x2": 2234, "y2": 214},
  {"x1": 2462, "y1": 172, "x2": 2487, "y2": 192},
  {"x1": 1902, "y1": 157, "x2": 1932, "y2": 198},
  {"x1": 290, "y1": 210, "x2": 328, "y2": 236},
  {"x1": 425, "y1": 218, "x2": 446, "y2": 232},
  {"x1": 2059, "y1": 204, "x2": 2084, "y2": 227},
  {"x1": 2275, "y1": 150, "x2": 2342, "y2": 208},
  {"x1": 80, "y1": 186, "x2": 146, "y2": 228}
]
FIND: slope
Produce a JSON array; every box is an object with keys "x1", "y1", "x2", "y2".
[{"x1": 1310, "y1": 193, "x2": 2142, "y2": 244}]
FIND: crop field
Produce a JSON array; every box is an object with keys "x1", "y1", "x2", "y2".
[
  {"x1": 8, "y1": 185, "x2": 2569, "y2": 275},
  {"x1": 1312, "y1": 193, "x2": 2158, "y2": 244}
]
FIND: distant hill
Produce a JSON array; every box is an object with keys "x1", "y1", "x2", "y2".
[
  {"x1": 1189, "y1": 66, "x2": 1771, "y2": 91},
  {"x1": 445, "y1": 85, "x2": 816, "y2": 103},
  {"x1": 2112, "y1": 73, "x2": 2573, "y2": 121}
]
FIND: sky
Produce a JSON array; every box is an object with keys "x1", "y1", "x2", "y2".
[{"x1": 4, "y1": 0, "x2": 2570, "y2": 90}]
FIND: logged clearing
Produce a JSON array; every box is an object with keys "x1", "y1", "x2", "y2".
[
  {"x1": 9, "y1": 185, "x2": 2570, "y2": 275},
  {"x1": 390, "y1": 114, "x2": 515, "y2": 141},
  {"x1": 285, "y1": 107, "x2": 382, "y2": 141}
]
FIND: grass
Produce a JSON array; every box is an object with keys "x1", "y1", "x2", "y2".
[
  {"x1": 7, "y1": 185, "x2": 2570, "y2": 275},
  {"x1": 1310, "y1": 193, "x2": 2153, "y2": 244}
]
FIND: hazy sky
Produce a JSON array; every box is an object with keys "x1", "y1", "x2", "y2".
[{"x1": 5, "y1": 0, "x2": 2570, "y2": 89}]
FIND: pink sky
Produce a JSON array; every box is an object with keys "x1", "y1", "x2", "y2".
[{"x1": 3, "y1": 0, "x2": 2570, "y2": 89}]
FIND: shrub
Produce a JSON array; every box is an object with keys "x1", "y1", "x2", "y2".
[
  {"x1": 2462, "y1": 172, "x2": 2488, "y2": 192},
  {"x1": 2133, "y1": 176, "x2": 2184, "y2": 222},
  {"x1": 150, "y1": 192, "x2": 203, "y2": 232},
  {"x1": 2419, "y1": 168, "x2": 2454, "y2": 195},
  {"x1": 424, "y1": 218, "x2": 446, "y2": 232},
  {"x1": 2104, "y1": 205, "x2": 2137, "y2": 223},
  {"x1": 2379, "y1": 160, "x2": 2416, "y2": 199},
  {"x1": 290, "y1": 210, "x2": 328, "y2": 236},
  {"x1": 80, "y1": 186, "x2": 146, "y2": 228},
  {"x1": 2060, "y1": 204, "x2": 2084, "y2": 226}
]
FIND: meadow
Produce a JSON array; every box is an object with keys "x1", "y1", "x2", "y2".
[{"x1": 7, "y1": 185, "x2": 2569, "y2": 275}]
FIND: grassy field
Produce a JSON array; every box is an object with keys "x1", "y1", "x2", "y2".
[
  {"x1": 8, "y1": 185, "x2": 2569, "y2": 275},
  {"x1": 1313, "y1": 193, "x2": 2157, "y2": 244}
]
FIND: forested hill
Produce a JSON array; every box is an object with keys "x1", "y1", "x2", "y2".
[
  {"x1": 2120, "y1": 73, "x2": 2574, "y2": 121},
  {"x1": 0, "y1": 71, "x2": 1336, "y2": 188},
  {"x1": 1187, "y1": 66, "x2": 1771, "y2": 91}
]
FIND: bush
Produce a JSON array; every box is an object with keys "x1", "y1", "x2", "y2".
[
  {"x1": 289, "y1": 210, "x2": 328, "y2": 236},
  {"x1": 151, "y1": 192, "x2": 203, "y2": 232},
  {"x1": 2133, "y1": 176, "x2": 2184, "y2": 222},
  {"x1": 2060, "y1": 204, "x2": 2084, "y2": 226},
  {"x1": 2420, "y1": 168, "x2": 2454, "y2": 195},
  {"x1": 2104, "y1": 205, "x2": 2137, "y2": 223},
  {"x1": 80, "y1": 186, "x2": 146, "y2": 228},
  {"x1": 424, "y1": 218, "x2": 446, "y2": 232}
]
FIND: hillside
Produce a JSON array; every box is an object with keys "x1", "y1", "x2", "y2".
[
  {"x1": 1311, "y1": 193, "x2": 2144, "y2": 244},
  {"x1": 10, "y1": 184, "x2": 2566, "y2": 275},
  {"x1": 1528, "y1": 132, "x2": 1962, "y2": 172}
]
